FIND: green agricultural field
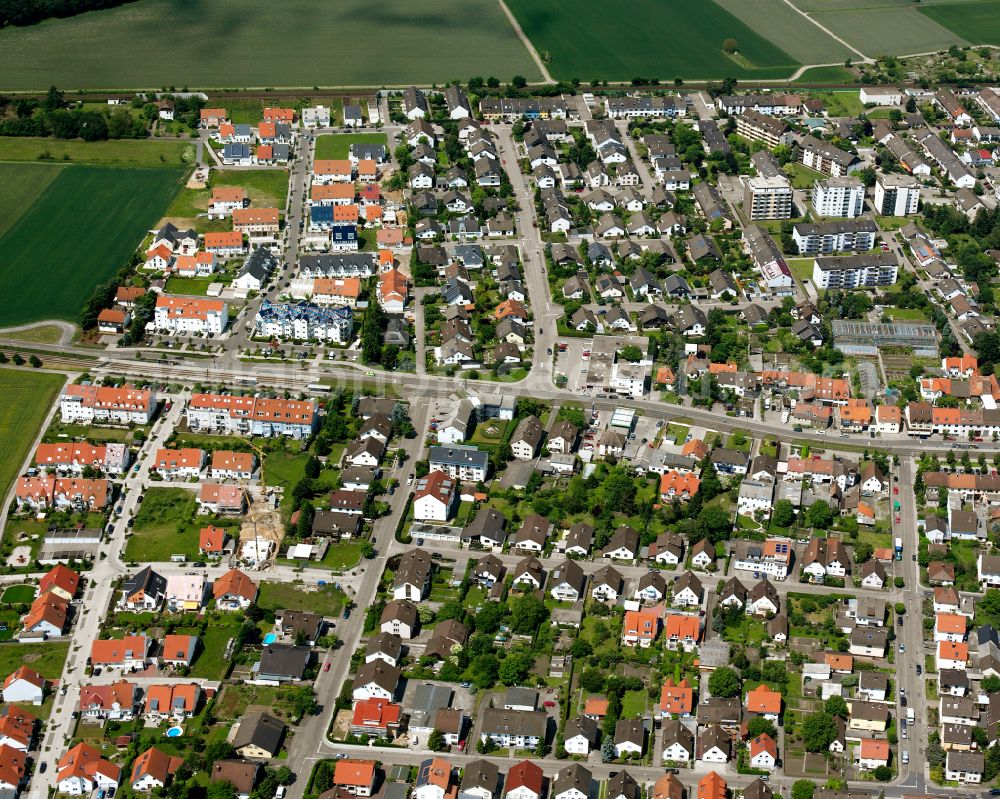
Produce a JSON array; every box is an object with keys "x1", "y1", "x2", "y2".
[
  {"x1": 315, "y1": 133, "x2": 388, "y2": 161},
  {"x1": 0, "y1": 137, "x2": 194, "y2": 167},
  {"x1": 506, "y1": 0, "x2": 799, "y2": 80},
  {"x1": 0, "y1": 0, "x2": 538, "y2": 91},
  {"x1": 808, "y1": 5, "x2": 967, "y2": 56},
  {"x1": 0, "y1": 163, "x2": 63, "y2": 238},
  {"x1": 711, "y1": 0, "x2": 854, "y2": 64},
  {"x1": 920, "y1": 1, "x2": 1000, "y2": 45},
  {"x1": 0, "y1": 164, "x2": 185, "y2": 327},
  {"x1": 0, "y1": 369, "x2": 66, "y2": 511}
]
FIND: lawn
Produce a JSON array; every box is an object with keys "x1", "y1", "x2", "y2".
[
  {"x1": 315, "y1": 133, "x2": 388, "y2": 161},
  {"x1": 0, "y1": 163, "x2": 63, "y2": 238},
  {"x1": 784, "y1": 162, "x2": 824, "y2": 190},
  {"x1": 164, "y1": 276, "x2": 225, "y2": 296},
  {"x1": 792, "y1": 65, "x2": 857, "y2": 84},
  {"x1": 257, "y1": 582, "x2": 348, "y2": 616},
  {"x1": 0, "y1": 585, "x2": 37, "y2": 604},
  {"x1": 321, "y1": 541, "x2": 364, "y2": 571},
  {"x1": 621, "y1": 689, "x2": 648, "y2": 718},
  {"x1": 0, "y1": 0, "x2": 539, "y2": 90},
  {"x1": 0, "y1": 369, "x2": 66, "y2": 511},
  {"x1": 125, "y1": 487, "x2": 238, "y2": 561},
  {"x1": 506, "y1": 0, "x2": 800, "y2": 80},
  {"x1": 0, "y1": 641, "x2": 69, "y2": 680},
  {"x1": 808, "y1": 90, "x2": 864, "y2": 118},
  {"x1": 0, "y1": 165, "x2": 185, "y2": 326},
  {"x1": 884, "y1": 307, "x2": 928, "y2": 322},
  {"x1": 2, "y1": 325, "x2": 67, "y2": 344},
  {"x1": 263, "y1": 451, "x2": 309, "y2": 492},
  {"x1": 0, "y1": 137, "x2": 195, "y2": 168},
  {"x1": 666, "y1": 423, "x2": 690, "y2": 445},
  {"x1": 920, "y1": 1, "x2": 1000, "y2": 45},
  {"x1": 177, "y1": 618, "x2": 243, "y2": 680},
  {"x1": 164, "y1": 168, "x2": 290, "y2": 224},
  {"x1": 787, "y1": 258, "x2": 815, "y2": 282}
]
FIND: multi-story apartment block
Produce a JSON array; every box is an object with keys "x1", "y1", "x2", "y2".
[
  {"x1": 812, "y1": 252, "x2": 898, "y2": 289},
  {"x1": 811, "y1": 176, "x2": 865, "y2": 218}
]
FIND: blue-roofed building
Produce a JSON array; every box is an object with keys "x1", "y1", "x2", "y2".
[
  {"x1": 331, "y1": 226, "x2": 359, "y2": 253},
  {"x1": 310, "y1": 205, "x2": 334, "y2": 231},
  {"x1": 223, "y1": 142, "x2": 253, "y2": 166},
  {"x1": 428, "y1": 445, "x2": 489, "y2": 482},
  {"x1": 255, "y1": 300, "x2": 353, "y2": 343}
]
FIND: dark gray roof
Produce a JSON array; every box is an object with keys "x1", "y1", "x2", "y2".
[
  {"x1": 258, "y1": 644, "x2": 310, "y2": 680},
  {"x1": 233, "y1": 711, "x2": 286, "y2": 756}
]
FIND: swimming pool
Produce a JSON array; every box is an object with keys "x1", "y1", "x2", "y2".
[
  {"x1": 165, "y1": 726, "x2": 183, "y2": 738},
  {"x1": 263, "y1": 633, "x2": 277, "y2": 645}
]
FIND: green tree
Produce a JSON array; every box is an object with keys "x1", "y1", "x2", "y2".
[
  {"x1": 824, "y1": 695, "x2": 848, "y2": 718},
  {"x1": 579, "y1": 669, "x2": 606, "y2": 693},
  {"x1": 707, "y1": 667, "x2": 741, "y2": 698},
  {"x1": 747, "y1": 716, "x2": 777, "y2": 739},
  {"x1": 510, "y1": 594, "x2": 548, "y2": 633},
  {"x1": 853, "y1": 542, "x2": 873, "y2": 563},
  {"x1": 772, "y1": 499, "x2": 795, "y2": 528},
  {"x1": 792, "y1": 781, "x2": 815, "y2": 799},
  {"x1": 428, "y1": 729, "x2": 447, "y2": 751},
  {"x1": 805, "y1": 500, "x2": 834, "y2": 529},
  {"x1": 619, "y1": 345, "x2": 643, "y2": 362},
  {"x1": 872, "y1": 766, "x2": 892, "y2": 782},
  {"x1": 473, "y1": 603, "x2": 505, "y2": 635},
  {"x1": 207, "y1": 782, "x2": 237, "y2": 799},
  {"x1": 498, "y1": 651, "x2": 533, "y2": 685},
  {"x1": 802, "y1": 713, "x2": 838, "y2": 752},
  {"x1": 468, "y1": 653, "x2": 499, "y2": 689}
]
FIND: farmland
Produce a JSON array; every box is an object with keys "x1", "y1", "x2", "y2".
[
  {"x1": 0, "y1": 369, "x2": 67, "y2": 513},
  {"x1": 0, "y1": 0, "x2": 539, "y2": 91},
  {"x1": 920, "y1": 1, "x2": 1000, "y2": 45},
  {"x1": 0, "y1": 163, "x2": 63, "y2": 238},
  {"x1": 505, "y1": 0, "x2": 800, "y2": 80},
  {"x1": 808, "y1": 5, "x2": 967, "y2": 56},
  {"x1": 0, "y1": 164, "x2": 184, "y2": 327},
  {"x1": 315, "y1": 133, "x2": 388, "y2": 161},
  {"x1": 711, "y1": 0, "x2": 854, "y2": 64},
  {"x1": 0, "y1": 137, "x2": 194, "y2": 168}
]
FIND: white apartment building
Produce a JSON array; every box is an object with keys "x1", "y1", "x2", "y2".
[
  {"x1": 874, "y1": 173, "x2": 920, "y2": 216},
  {"x1": 812, "y1": 176, "x2": 865, "y2": 218}
]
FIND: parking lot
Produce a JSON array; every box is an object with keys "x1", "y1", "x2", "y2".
[{"x1": 552, "y1": 337, "x2": 593, "y2": 393}]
